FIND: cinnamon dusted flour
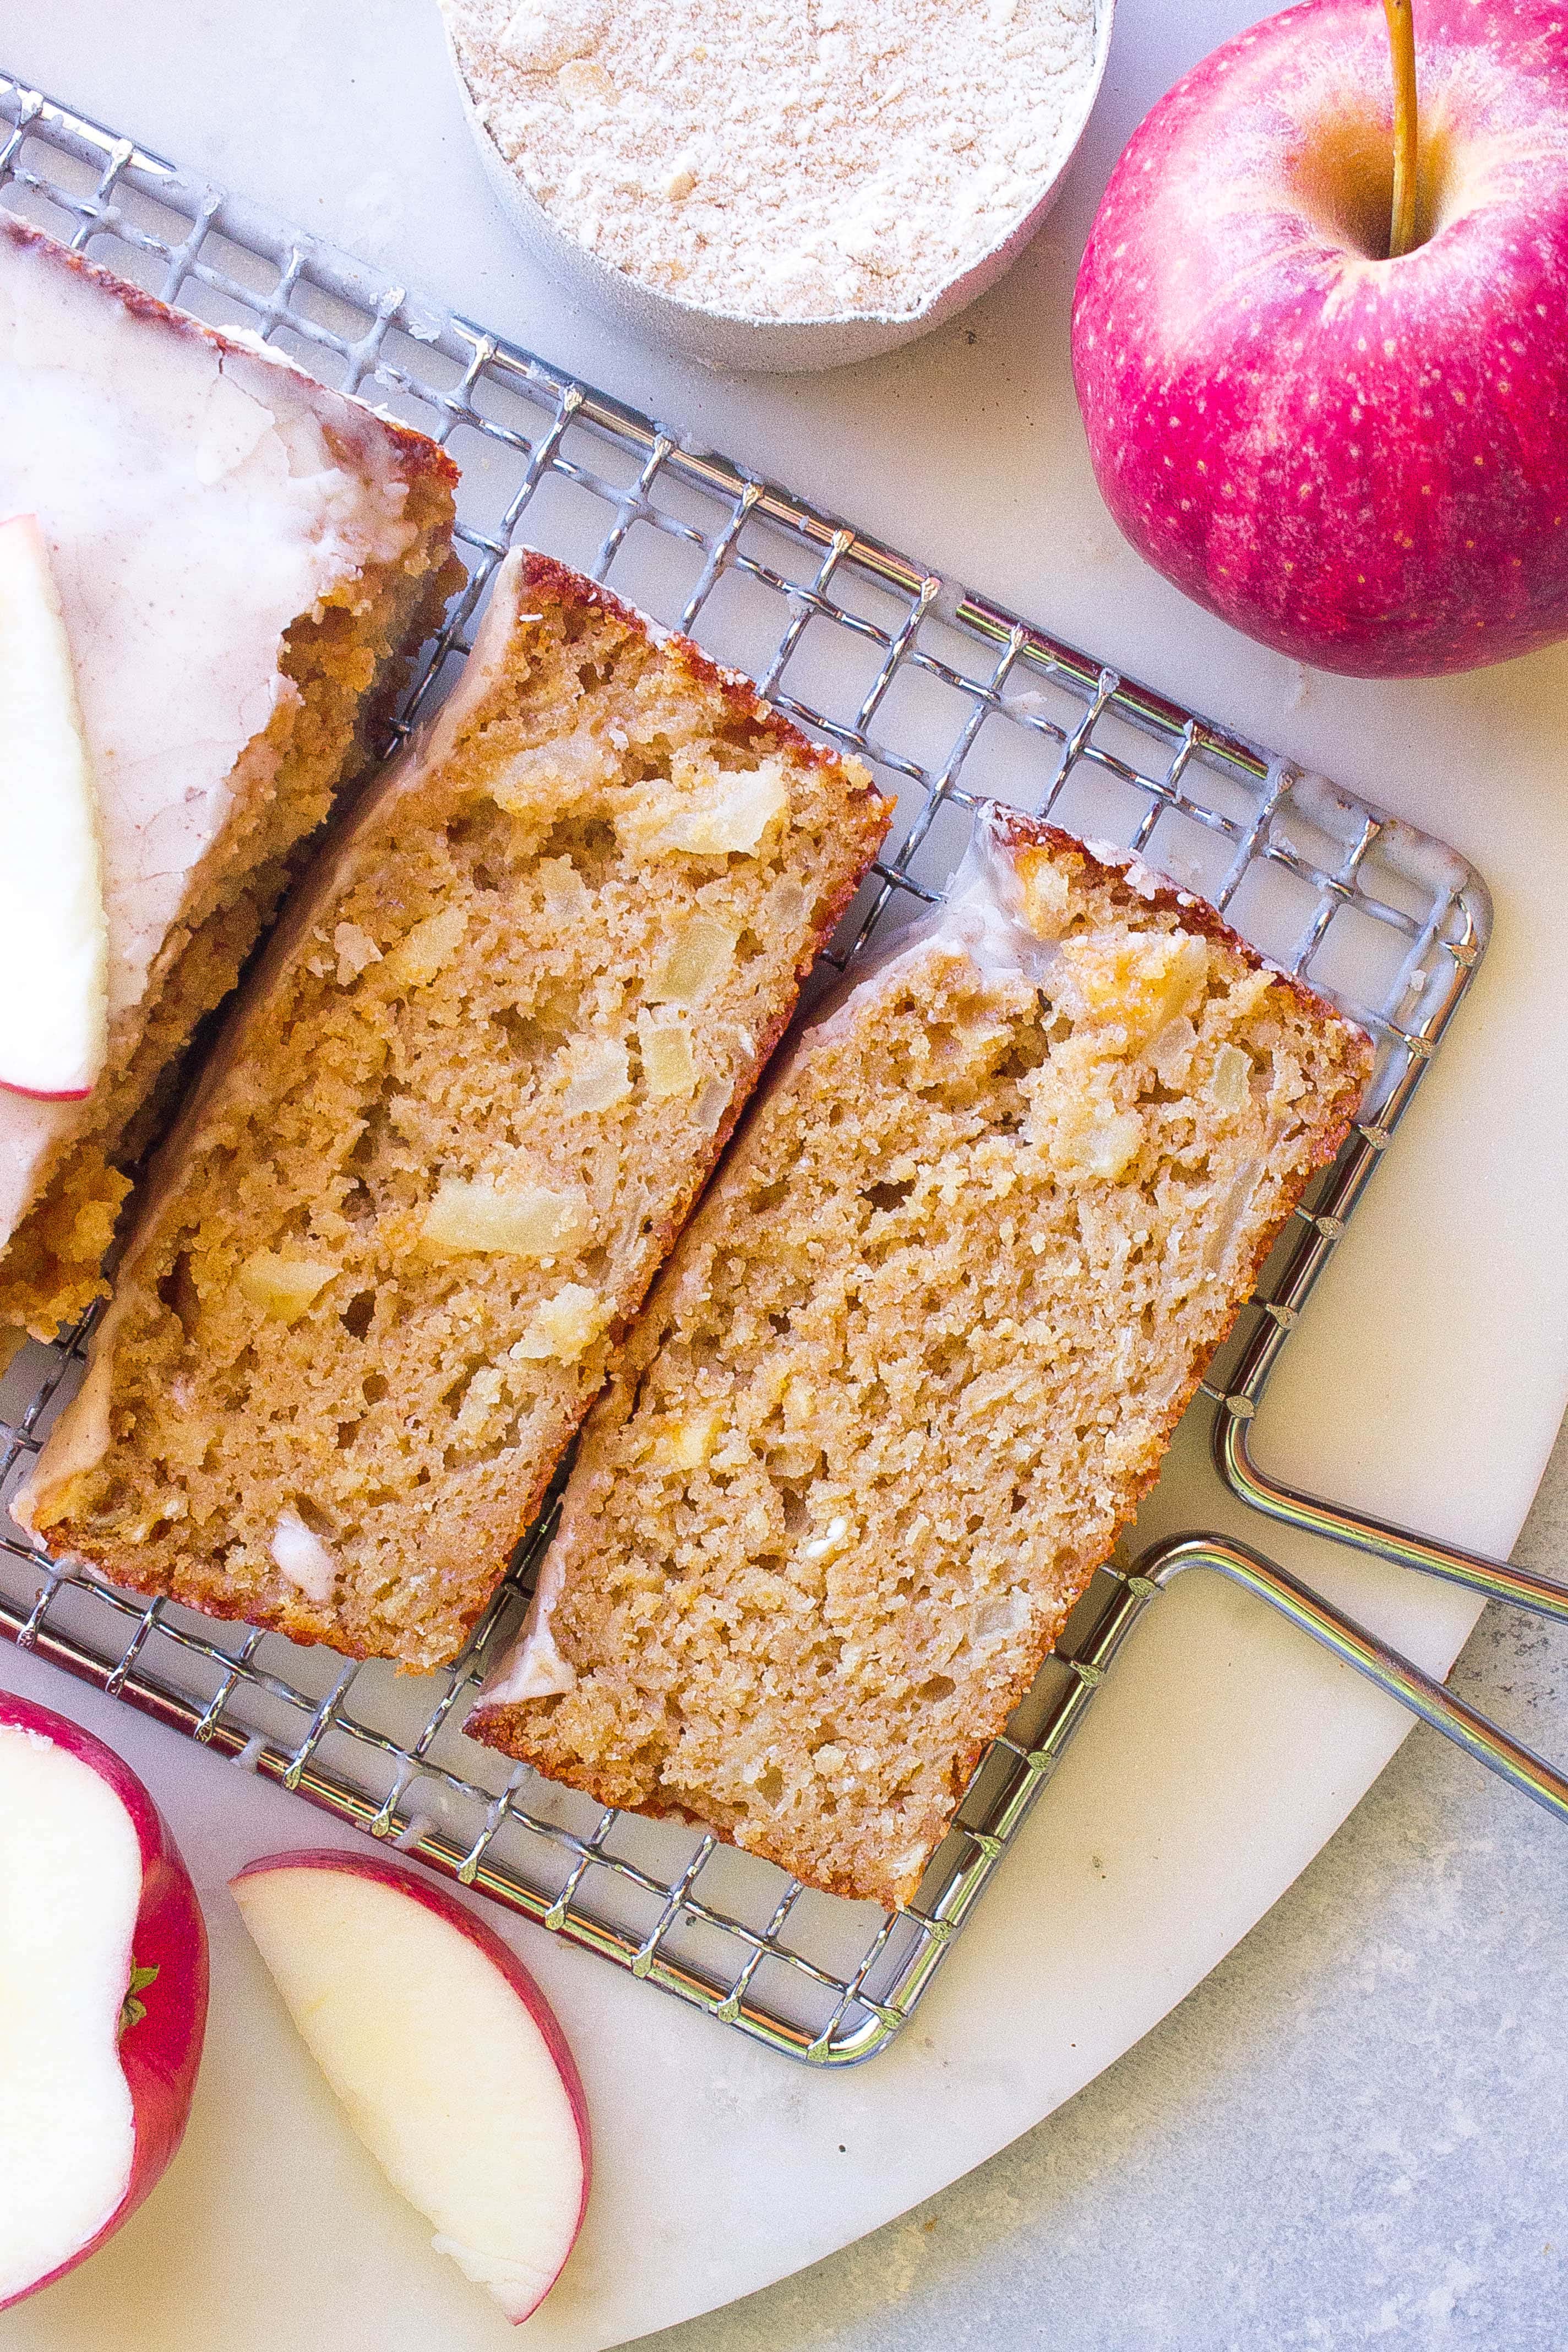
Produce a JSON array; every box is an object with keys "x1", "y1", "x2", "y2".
[{"x1": 442, "y1": 0, "x2": 1098, "y2": 322}]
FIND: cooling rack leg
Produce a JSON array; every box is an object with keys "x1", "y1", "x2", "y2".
[
  {"x1": 1214, "y1": 1406, "x2": 1568, "y2": 1624},
  {"x1": 1135, "y1": 1532, "x2": 1568, "y2": 1830}
]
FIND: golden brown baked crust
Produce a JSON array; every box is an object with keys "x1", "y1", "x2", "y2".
[
  {"x1": 469, "y1": 809, "x2": 1373, "y2": 1906},
  {"x1": 15, "y1": 547, "x2": 889, "y2": 1668}
]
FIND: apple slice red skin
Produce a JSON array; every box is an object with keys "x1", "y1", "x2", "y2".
[
  {"x1": 0, "y1": 1693, "x2": 209, "y2": 2313},
  {"x1": 231, "y1": 1847, "x2": 592, "y2": 2317},
  {"x1": 1070, "y1": 0, "x2": 1568, "y2": 679},
  {"x1": 0, "y1": 1079, "x2": 95, "y2": 1104}
]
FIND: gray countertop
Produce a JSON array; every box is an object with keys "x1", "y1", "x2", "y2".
[{"x1": 644, "y1": 1432, "x2": 1568, "y2": 2352}]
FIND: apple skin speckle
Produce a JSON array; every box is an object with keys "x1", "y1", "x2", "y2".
[{"x1": 1070, "y1": 0, "x2": 1568, "y2": 678}]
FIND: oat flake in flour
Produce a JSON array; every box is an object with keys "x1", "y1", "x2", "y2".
[{"x1": 442, "y1": 0, "x2": 1098, "y2": 323}]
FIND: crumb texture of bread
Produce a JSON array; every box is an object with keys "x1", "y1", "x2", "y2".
[
  {"x1": 470, "y1": 809, "x2": 1373, "y2": 1908},
  {"x1": 17, "y1": 551, "x2": 888, "y2": 1670},
  {"x1": 0, "y1": 214, "x2": 461, "y2": 1342}
]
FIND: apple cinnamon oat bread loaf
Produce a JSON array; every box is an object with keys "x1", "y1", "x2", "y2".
[
  {"x1": 14, "y1": 549, "x2": 888, "y2": 1668},
  {"x1": 469, "y1": 807, "x2": 1373, "y2": 1907},
  {"x1": 0, "y1": 216, "x2": 460, "y2": 1349}
]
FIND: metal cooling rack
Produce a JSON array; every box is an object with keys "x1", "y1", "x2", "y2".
[{"x1": 0, "y1": 72, "x2": 1496, "y2": 2064}]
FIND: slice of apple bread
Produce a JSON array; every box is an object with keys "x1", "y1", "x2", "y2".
[
  {"x1": 14, "y1": 549, "x2": 888, "y2": 1668},
  {"x1": 468, "y1": 807, "x2": 1373, "y2": 1907}
]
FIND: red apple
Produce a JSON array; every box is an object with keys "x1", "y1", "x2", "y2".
[
  {"x1": 1071, "y1": 0, "x2": 1568, "y2": 677},
  {"x1": 0, "y1": 1692, "x2": 208, "y2": 2310},
  {"x1": 0, "y1": 512, "x2": 110, "y2": 1099},
  {"x1": 232, "y1": 1850, "x2": 590, "y2": 2323}
]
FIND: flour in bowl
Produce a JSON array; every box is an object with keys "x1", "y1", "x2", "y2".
[{"x1": 442, "y1": 0, "x2": 1099, "y2": 323}]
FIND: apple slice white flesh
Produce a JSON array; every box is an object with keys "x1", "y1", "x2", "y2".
[
  {"x1": 232, "y1": 1851, "x2": 591, "y2": 2323},
  {"x1": 0, "y1": 511, "x2": 109, "y2": 1100},
  {"x1": 0, "y1": 1696, "x2": 208, "y2": 2311}
]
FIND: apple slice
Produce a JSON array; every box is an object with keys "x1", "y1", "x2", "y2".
[
  {"x1": 232, "y1": 1850, "x2": 590, "y2": 2323},
  {"x1": 0, "y1": 512, "x2": 110, "y2": 1100},
  {"x1": 0, "y1": 1693, "x2": 209, "y2": 2311}
]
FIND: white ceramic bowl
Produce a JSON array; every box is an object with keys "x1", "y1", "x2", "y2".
[{"x1": 445, "y1": 0, "x2": 1116, "y2": 375}]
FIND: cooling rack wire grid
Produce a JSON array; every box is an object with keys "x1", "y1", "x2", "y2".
[{"x1": 0, "y1": 72, "x2": 1491, "y2": 2064}]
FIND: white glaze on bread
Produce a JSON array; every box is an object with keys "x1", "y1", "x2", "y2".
[{"x1": 0, "y1": 218, "x2": 421, "y2": 1245}]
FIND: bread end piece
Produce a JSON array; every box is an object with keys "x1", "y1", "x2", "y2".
[{"x1": 0, "y1": 216, "x2": 462, "y2": 1342}]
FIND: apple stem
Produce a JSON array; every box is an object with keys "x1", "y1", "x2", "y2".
[
  {"x1": 1382, "y1": 0, "x2": 1419, "y2": 258},
  {"x1": 119, "y1": 1958, "x2": 159, "y2": 2036}
]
